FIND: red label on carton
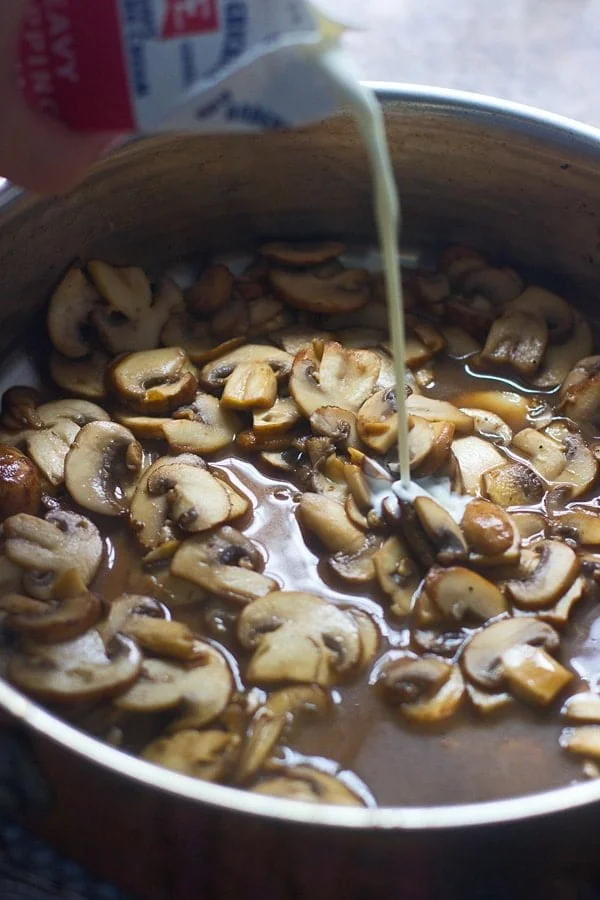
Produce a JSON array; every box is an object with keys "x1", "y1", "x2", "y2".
[{"x1": 162, "y1": 0, "x2": 219, "y2": 38}]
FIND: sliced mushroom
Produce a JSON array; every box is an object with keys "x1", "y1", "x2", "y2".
[
  {"x1": 0, "y1": 445, "x2": 41, "y2": 520},
  {"x1": 97, "y1": 593, "x2": 167, "y2": 645},
  {"x1": 561, "y1": 692, "x2": 600, "y2": 723},
  {"x1": 34, "y1": 399, "x2": 110, "y2": 429},
  {"x1": 533, "y1": 312, "x2": 594, "y2": 389},
  {"x1": 450, "y1": 436, "x2": 506, "y2": 494},
  {"x1": 161, "y1": 311, "x2": 245, "y2": 364},
  {"x1": 142, "y1": 730, "x2": 240, "y2": 782},
  {"x1": 461, "y1": 500, "x2": 515, "y2": 556},
  {"x1": 260, "y1": 241, "x2": 345, "y2": 267},
  {"x1": 162, "y1": 393, "x2": 240, "y2": 454},
  {"x1": 251, "y1": 765, "x2": 365, "y2": 806},
  {"x1": 253, "y1": 397, "x2": 301, "y2": 436},
  {"x1": 4, "y1": 509, "x2": 102, "y2": 600},
  {"x1": 560, "y1": 726, "x2": 600, "y2": 761},
  {"x1": 270, "y1": 267, "x2": 370, "y2": 314},
  {"x1": 507, "y1": 286, "x2": 573, "y2": 342},
  {"x1": 328, "y1": 535, "x2": 382, "y2": 584},
  {"x1": 47, "y1": 268, "x2": 100, "y2": 359},
  {"x1": 298, "y1": 493, "x2": 365, "y2": 555},
  {"x1": 356, "y1": 388, "x2": 397, "y2": 454},
  {"x1": 511, "y1": 428, "x2": 565, "y2": 480},
  {"x1": 26, "y1": 418, "x2": 80, "y2": 487},
  {"x1": 107, "y1": 347, "x2": 198, "y2": 415},
  {"x1": 220, "y1": 361, "x2": 278, "y2": 410},
  {"x1": 270, "y1": 325, "x2": 333, "y2": 356},
  {"x1": 459, "y1": 266, "x2": 524, "y2": 304},
  {"x1": 451, "y1": 390, "x2": 532, "y2": 431},
  {"x1": 291, "y1": 341, "x2": 380, "y2": 418},
  {"x1": 478, "y1": 311, "x2": 548, "y2": 376},
  {"x1": 49, "y1": 350, "x2": 109, "y2": 400},
  {"x1": 426, "y1": 565, "x2": 508, "y2": 623},
  {"x1": 466, "y1": 683, "x2": 514, "y2": 715},
  {"x1": 238, "y1": 591, "x2": 363, "y2": 686},
  {"x1": 439, "y1": 246, "x2": 487, "y2": 281},
  {"x1": 439, "y1": 325, "x2": 481, "y2": 359},
  {"x1": 121, "y1": 616, "x2": 203, "y2": 662},
  {"x1": 200, "y1": 345, "x2": 292, "y2": 395},
  {"x1": 557, "y1": 356, "x2": 600, "y2": 427},
  {"x1": 462, "y1": 617, "x2": 572, "y2": 705},
  {"x1": 377, "y1": 654, "x2": 464, "y2": 723},
  {"x1": 185, "y1": 264, "x2": 234, "y2": 316},
  {"x1": 482, "y1": 462, "x2": 544, "y2": 507},
  {"x1": 410, "y1": 272, "x2": 450, "y2": 317},
  {"x1": 506, "y1": 540, "x2": 578, "y2": 609},
  {"x1": 512, "y1": 511, "x2": 547, "y2": 543},
  {"x1": 553, "y1": 508, "x2": 600, "y2": 546},
  {"x1": 0, "y1": 569, "x2": 102, "y2": 645},
  {"x1": 171, "y1": 528, "x2": 277, "y2": 604},
  {"x1": 8, "y1": 630, "x2": 141, "y2": 703},
  {"x1": 91, "y1": 274, "x2": 183, "y2": 355},
  {"x1": 413, "y1": 497, "x2": 468, "y2": 564},
  {"x1": 459, "y1": 408, "x2": 512, "y2": 445},
  {"x1": 373, "y1": 536, "x2": 420, "y2": 616},
  {"x1": 536, "y1": 576, "x2": 585, "y2": 626},
  {"x1": 512, "y1": 426, "x2": 598, "y2": 497},
  {"x1": 65, "y1": 422, "x2": 142, "y2": 516},
  {"x1": 405, "y1": 395, "x2": 474, "y2": 433},
  {"x1": 236, "y1": 685, "x2": 330, "y2": 782}
]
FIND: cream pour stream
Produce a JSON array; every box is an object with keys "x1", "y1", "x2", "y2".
[{"x1": 312, "y1": 41, "x2": 465, "y2": 515}]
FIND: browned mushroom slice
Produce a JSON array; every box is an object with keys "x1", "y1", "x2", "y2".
[
  {"x1": 107, "y1": 347, "x2": 198, "y2": 415},
  {"x1": 482, "y1": 462, "x2": 544, "y2": 508},
  {"x1": 4, "y1": 509, "x2": 102, "y2": 601},
  {"x1": 328, "y1": 536, "x2": 382, "y2": 584},
  {"x1": 200, "y1": 344, "x2": 292, "y2": 395},
  {"x1": 251, "y1": 765, "x2": 366, "y2": 806},
  {"x1": 270, "y1": 325, "x2": 333, "y2": 356},
  {"x1": 413, "y1": 497, "x2": 468, "y2": 564},
  {"x1": 402, "y1": 319, "x2": 446, "y2": 368},
  {"x1": 143, "y1": 729, "x2": 240, "y2": 782},
  {"x1": 238, "y1": 591, "x2": 363, "y2": 686},
  {"x1": 88, "y1": 260, "x2": 151, "y2": 320},
  {"x1": 97, "y1": 593, "x2": 167, "y2": 645},
  {"x1": 260, "y1": 241, "x2": 345, "y2": 267},
  {"x1": 465, "y1": 683, "x2": 514, "y2": 715},
  {"x1": 451, "y1": 436, "x2": 506, "y2": 494},
  {"x1": 159, "y1": 393, "x2": 239, "y2": 455},
  {"x1": 451, "y1": 390, "x2": 533, "y2": 431},
  {"x1": 557, "y1": 356, "x2": 600, "y2": 427},
  {"x1": 405, "y1": 395, "x2": 474, "y2": 433},
  {"x1": 462, "y1": 617, "x2": 572, "y2": 705},
  {"x1": 507, "y1": 286, "x2": 573, "y2": 342},
  {"x1": 511, "y1": 428, "x2": 565, "y2": 480},
  {"x1": 236, "y1": 685, "x2": 330, "y2": 782},
  {"x1": 270, "y1": 267, "x2": 370, "y2": 314},
  {"x1": 0, "y1": 445, "x2": 41, "y2": 521},
  {"x1": 561, "y1": 692, "x2": 600, "y2": 723},
  {"x1": 513, "y1": 426, "x2": 598, "y2": 497},
  {"x1": 253, "y1": 397, "x2": 301, "y2": 436},
  {"x1": 459, "y1": 266, "x2": 524, "y2": 304},
  {"x1": 120, "y1": 616, "x2": 202, "y2": 662},
  {"x1": 512, "y1": 511, "x2": 547, "y2": 543},
  {"x1": 377, "y1": 654, "x2": 464, "y2": 723},
  {"x1": 533, "y1": 312, "x2": 594, "y2": 389},
  {"x1": 291, "y1": 341, "x2": 380, "y2": 418},
  {"x1": 25, "y1": 419, "x2": 80, "y2": 488},
  {"x1": 122, "y1": 642, "x2": 233, "y2": 732},
  {"x1": 298, "y1": 493, "x2": 365, "y2": 555},
  {"x1": 49, "y1": 350, "x2": 109, "y2": 400},
  {"x1": 92, "y1": 276, "x2": 183, "y2": 355},
  {"x1": 478, "y1": 310, "x2": 548, "y2": 376},
  {"x1": 535, "y1": 576, "x2": 585, "y2": 627},
  {"x1": 8, "y1": 630, "x2": 141, "y2": 703},
  {"x1": 425, "y1": 566, "x2": 508, "y2": 622},
  {"x1": 459, "y1": 408, "x2": 512, "y2": 446},
  {"x1": 373, "y1": 536, "x2": 420, "y2": 616},
  {"x1": 445, "y1": 294, "x2": 495, "y2": 336},
  {"x1": 0, "y1": 569, "x2": 102, "y2": 645},
  {"x1": 506, "y1": 540, "x2": 578, "y2": 609},
  {"x1": 215, "y1": 476, "x2": 251, "y2": 522},
  {"x1": 560, "y1": 726, "x2": 600, "y2": 761},
  {"x1": 356, "y1": 388, "x2": 397, "y2": 454},
  {"x1": 185, "y1": 264, "x2": 234, "y2": 316},
  {"x1": 47, "y1": 268, "x2": 101, "y2": 359},
  {"x1": 220, "y1": 361, "x2": 278, "y2": 410},
  {"x1": 310, "y1": 405, "x2": 359, "y2": 449},
  {"x1": 439, "y1": 325, "x2": 481, "y2": 359},
  {"x1": 160, "y1": 311, "x2": 245, "y2": 364},
  {"x1": 553, "y1": 508, "x2": 600, "y2": 546},
  {"x1": 145, "y1": 458, "x2": 232, "y2": 534},
  {"x1": 65, "y1": 421, "x2": 142, "y2": 516},
  {"x1": 171, "y1": 528, "x2": 277, "y2": 604}
]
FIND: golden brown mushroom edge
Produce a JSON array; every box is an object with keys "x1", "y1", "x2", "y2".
[{"x1": 0, "y1": 243, "x2": 595, "y2": 806}]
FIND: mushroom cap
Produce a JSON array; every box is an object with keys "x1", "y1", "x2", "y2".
[
  {"x1": 65, "y1": 421, "x2": 143, "y2": 516},
  {"x1": 462, "y1": 617, "x2": 560, "y2": 689},
  {"x1": 461, "y1": 499, "x2": 515, "y2": 556},
  {"x1": 107, "y1": 347, "x2": 198, "y2": 415},
  {"x1": 290, "y1": 341, "x2": 381, "y2": 417},
  {"x1": 8, "y1": 630, "x2": 141, "y2": 703},
  {"x1": 4, "y1": 509, "x2": 103, "y2": 601},
  {"x1": 237, "y1": 591, "x2": 363, "y2": 686},
  {"x1": 0, "y1": 445, "x2": 41, "y2": 521},
  {"x1": 425, "y1": 566, "x2": 508, "y2": 622},
  {"x1": 142, "y1": 729, "x2": 240, "y2": 782},
  {"x1": 482, "y1": 461, "x2": 544, "y2": 507}
]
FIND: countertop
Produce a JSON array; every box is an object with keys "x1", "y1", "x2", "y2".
[{"x1": 332, "y1": 0, "x2": 600, "y2": 126}]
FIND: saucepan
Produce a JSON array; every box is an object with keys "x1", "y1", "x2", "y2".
[{"x1": 0, "y1": 84, "x2": 600, "y2": 899}]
